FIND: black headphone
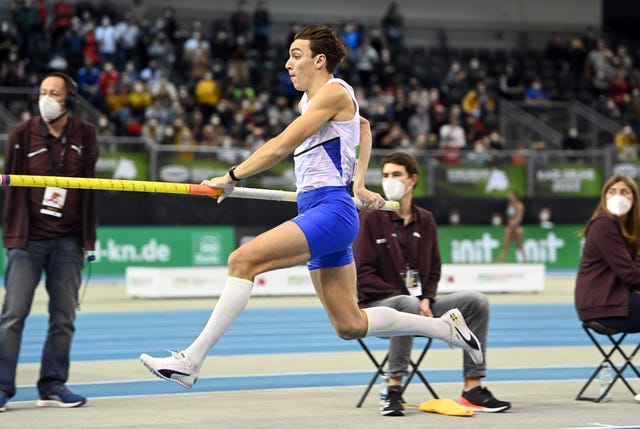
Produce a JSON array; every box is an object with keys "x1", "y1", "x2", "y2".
[{"x1": 43, "y1": 71, "x2": 78, "y2": 111}]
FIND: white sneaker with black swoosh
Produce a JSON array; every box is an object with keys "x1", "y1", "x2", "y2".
[
  {"x1": 442, "y1": 308, "x2": 483, "y2": 365},
  {"x1": 140, "y1": 350, "x2": 199, "y2": 389}
]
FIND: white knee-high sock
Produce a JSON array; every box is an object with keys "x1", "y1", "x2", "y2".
[
  {"x1": 184, "y1": 276, "x2": 253, "y2": 366},
  {"x1": 362, "y1": 306, "x2": 450, "y2": 339}
]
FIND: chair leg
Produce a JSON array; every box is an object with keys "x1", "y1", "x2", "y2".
[
  {"x1": 356, "y1": 339, "x2": 388, "y2": 408},
  {"x1": 576, "y1": 328, "x2": 640, "y2": 402},
  {"x1": 608, "y1": 343, "x2": 640, "y2": 396},
  {"x1": 576, "y1": 329, "x2": 624, "y2": 402},
  {"x1": 356, "y1": 337, "x2": 439, "y2": 407},
  {"x1": 401, "y1": 338, "x2": 439, "y2": 400}
]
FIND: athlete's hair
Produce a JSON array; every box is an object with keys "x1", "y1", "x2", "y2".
[
  {"x1": 294, "y1": 24, "x2": 347, "y2": 74},
  {"x1": 381, "y1": 152, "x2": 420, "y2": 182}
]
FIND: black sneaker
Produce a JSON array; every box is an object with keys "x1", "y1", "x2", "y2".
[
  {"x1": 381, "y1": 385, "x2": 405, "y2": 416},
  {"x1": 460, "y1": 386, "x2": 511, "y2": 413}
]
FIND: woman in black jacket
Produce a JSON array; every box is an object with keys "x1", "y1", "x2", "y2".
[{"x1": 575, "y1": 174, "x2": 640, "y2": 332}]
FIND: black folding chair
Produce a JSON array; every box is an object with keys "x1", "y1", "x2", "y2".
[
  {"x1": 356, "y1": 336, "x2": 439, "y2": 408},
  {"x1": 576, "y1": 321, "x2": 640, "y2": 402}
]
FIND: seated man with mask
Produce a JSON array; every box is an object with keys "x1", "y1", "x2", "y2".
[{"x1": 353, "y1": 152, "x2": 511, "y2": 416}]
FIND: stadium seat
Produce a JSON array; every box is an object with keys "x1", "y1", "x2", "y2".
[
  {"x1": 575, "y1": 321, "x2": 640, "y2": 402},
  {"x1": 356, "y1": 337, "x2": 438, "y2": 408}
]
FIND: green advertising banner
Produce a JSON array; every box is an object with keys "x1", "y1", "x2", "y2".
[
  {"x1": 155, "y1": 159, "x2": 431, "y2": 196},
  {"x1": 0, "y1": 225, "x2": 583, "y2": 279},
  {"x1": 0, "y1": 152, "x2": 150, "y2": 181},
  {"x1": 613, "y1": 162, "x2": 640, "y2": 184},
  {"x1": 157, "y1": 158, "x2": 297, "y2": 191},
  {"x1": 533, "y1": 165, "x2": 602, "y2": 197},
  {"x1": 95, "y1": 152, "x2": 149, "y2": 181},
  {"x1": 87, "y1": 226, "x2": 236, "y2": 275},
  {"x1": 437, "y1": 225, "x2": 584, "y2": 270},
  {"x1": 434, "y1": 165, "x2": 526, "y2": 197},
  {"x1": 0, "y1": 226, "x2": 236, "y2": 277}
]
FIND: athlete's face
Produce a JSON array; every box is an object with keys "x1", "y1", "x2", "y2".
[{"x1": 286, "y1": 39, "x2": 320, "y2": 91}]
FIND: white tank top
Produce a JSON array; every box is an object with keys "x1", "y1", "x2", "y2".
[{"x1": 293, "y1": 78, "x2": 359, "y2": 193}]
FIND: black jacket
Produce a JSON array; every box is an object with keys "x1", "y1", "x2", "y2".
[
  {"x1": 2, "y1": 116, "x2": 98, "y2": 250},
  {"x1": 575, "y1": 215, "x2": 640, "y2": 321}
]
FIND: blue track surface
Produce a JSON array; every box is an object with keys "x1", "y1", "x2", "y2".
[
  {"x1": 18, "y1": 304, "x2": 601, "y2": 362},
  {"x1": 13, "y1": 303, "x2": 640, "y2": 403}
]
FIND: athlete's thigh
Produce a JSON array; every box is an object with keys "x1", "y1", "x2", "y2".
[
  {"x1": 310, "y1": 263, "x2": 365, "y2": 331},
  {"x1": 232, "y1": 221, "x2": 311, "y2": 277},
  {"x1": 502, "y1": 227, "x2": 515, "y2": 243}
]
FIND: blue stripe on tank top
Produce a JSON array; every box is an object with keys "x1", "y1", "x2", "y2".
[{"x1": 322, "y1": 137, "x2": 342, "y2": 176}]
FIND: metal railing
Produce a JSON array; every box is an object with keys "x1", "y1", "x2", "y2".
[
  {"x1": 0, "y1": 104, "x2": 17, "y2": 134},
  {"x1": 506, "y1": 100, "x2": 619, "y2": 150},
  {"x1": 0, "y1": 86, "x2": 103, "y2": 125},
  {"x1": 499, "y1": 99, "x2": 564, "y2": 148},
  {"x1": 569, "y1": 100, "x2": 619, "y2": 148}
]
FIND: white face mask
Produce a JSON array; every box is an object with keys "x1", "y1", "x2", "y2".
[
  {"x1": 606, "y1": 195, "x2": 632, "y2": 217},
  {"x1": 38, "y1": 95, "x2": 65, "y2": 123},
  {"x1": 382, "y1": 178, "x2": 410, "y2": 201}
]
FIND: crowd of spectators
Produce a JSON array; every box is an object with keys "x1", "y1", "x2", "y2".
[{"x1": 2, "y1": 0, "x2": 640, "y2": 163}]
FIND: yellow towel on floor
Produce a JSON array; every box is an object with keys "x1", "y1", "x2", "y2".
[{"x1": 419, "y1": 398, "x2": 474, "y2": 417}]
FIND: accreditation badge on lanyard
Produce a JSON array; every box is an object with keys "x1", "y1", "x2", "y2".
[
  {"x1": 404, "y1": 267, "x2": 422, "y2": 296},
  {"x1": 394, "y1": 218, "x2": 422, "y2": 297},
  {"x1": 40, "y1": 133, "x2": 69, "y2": 218},
  {"x1": 40, "y1": 187, "x2": 68, "y2": 217}
]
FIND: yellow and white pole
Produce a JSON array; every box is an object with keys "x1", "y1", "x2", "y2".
[{"x1": 0, "y1": 174, "x2": 399, "y2": 211}]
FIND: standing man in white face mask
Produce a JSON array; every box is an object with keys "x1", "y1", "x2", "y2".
[
  {"x1": 0, "y1": 72, "x2": 98, "y2": 412},
  {"x1": 354, "y1": 152, "x2": 511, "y2": 416},
  {"x1": 575, "y1": 174, "x2": 640, "y2": 335}
]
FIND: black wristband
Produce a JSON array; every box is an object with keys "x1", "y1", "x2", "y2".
[{"x1": 228, "y1": 166, "x2": 241, "y2": 181}]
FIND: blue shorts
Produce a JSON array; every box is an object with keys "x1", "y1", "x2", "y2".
[{"x1": 291, "y1": 186, "x2": 359, "y2": 270}]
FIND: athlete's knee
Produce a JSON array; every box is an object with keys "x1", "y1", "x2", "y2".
[
  {"x1": 334, "y1": 326, "x2": 362, "y2": 340},
  {"x1": 333, "y1": 320, "x2": 366, "y2": 340},
  {"x1": 227, "y1": 246, "x2": 258, "y2": 278}
]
